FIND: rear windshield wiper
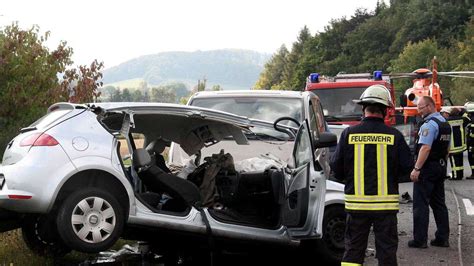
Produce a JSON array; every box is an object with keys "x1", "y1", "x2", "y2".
[{"x1": 19, "y1": 127, "x2": 37, "y2": 133}]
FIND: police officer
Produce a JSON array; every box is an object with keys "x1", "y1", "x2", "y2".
[
  {"x1": 465, "y1": 102, "x2": 474, "y2": 178},
  {"x1": 408, "y1": 96, "x2": 451, "y2": 248},
  {"x1": 447, "y1": 107, "x2": 467, "y2": 180},
  {"x1": 331, "y1": 85, "x2": 413, "y2": 266}
]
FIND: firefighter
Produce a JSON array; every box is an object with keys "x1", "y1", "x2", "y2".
[
  {"x1": 330, "y1": 85, "x2": 413, "y2": 266},
  {"x1": 464, "y1": 102, "x2": 474, "y2": 178},
  {"x1": 440, "y1": 107, "x2": 450, "y2": 120},
  {"x1": 447, "y1": 107, "x2": 468, "y2": 180},
  {"x1": 408, "y1": 96, "x2": 451, "y2": 248}
]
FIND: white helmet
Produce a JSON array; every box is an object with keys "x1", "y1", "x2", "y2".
[
  {"x1": 440, "y1": 106, "x2": 451, "y2": 114},
  {"x1": 353, "y1": 84, "x2": 393, "y2": 107},
  {"x1": 464, "y1": 102, "x2": 474, "y2": 113}
]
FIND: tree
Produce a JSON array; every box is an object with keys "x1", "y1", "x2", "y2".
[
  {"x1": 211, "y1": 85, "x2": 222, "y2": 91},
  {"x1": 110, "y1": 88, "x2": 122, "y2": 102},
  {"x1": 150, "y1": 87, "x2": 176, "y2": 103},
  {"x1": 0, "y1": 23, "x2": 73, "y2": 153},
  {"x1": 102, "y1": 85, "x2": 117, "y2": 101},
  {"x1": 132, "y1": 89, "x2": 144, "y2": 102},
  {"x1": 283, "y1": 26, "x2": 313, "y2": 89},
  {"x1": 195, "y1": 78, "x2": 207, "y2": 92},
  {"x1": 121, "y1": 88, "x2": 132, "y2": 102},
  {"x1": 450, "y1": 17, "x2": 474, "y2": 105},
  {"x1": 61, "y1": 59, "x2": 104, "y2": 103},
  {"x1": 254, "y1": 45, "x2": 289, "y2": 90}
]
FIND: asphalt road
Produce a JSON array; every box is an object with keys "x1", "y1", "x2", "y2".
[
  {"x1": 76, "y1": 153, "x2": 474, "y2": 265},
  {"x1": 365, "y1": 152, "x2": 474, "y2": 266}
]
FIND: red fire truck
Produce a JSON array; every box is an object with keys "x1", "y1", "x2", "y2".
[{"x1": 305, "y1": 71, "x2": 396, "y2": 126}]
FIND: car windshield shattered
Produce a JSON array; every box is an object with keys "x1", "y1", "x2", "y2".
[
  {"x1": 191, "y1": 97, "x2": 303, "y2": 127},
  {"x1": 169, "y1": 121, "x2": 297, "y2": 172}
]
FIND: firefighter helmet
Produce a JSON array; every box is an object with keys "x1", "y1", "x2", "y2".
[
  {"x1": 353, "y1": 84, "x2": 393, "y2": 107},
  {"x1": 464, "y1": 102, "x2": 474, "y2": 113},
  {"x1": 440, "y1": 106, "x2": 451, "y2": 115}
]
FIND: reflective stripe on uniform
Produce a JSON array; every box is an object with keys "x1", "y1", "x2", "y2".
[
  {"x1": 377, "y1": 143, "x2": 388, "y2": 195},
  {"x1": 354, "y1": 144, "x2": 365, "y2": 196},
  {"x1": 349, "y1": 133, "x2": 395, "y2": 210},
  {"x1": 449, "y1": 119, "x2": 466, "y2": 153},
  {"x1": 345, "y1": 194, "x2": 399, "y2": 202},
  {"x1": 345, "y1": 202, "x2": 399, "y2": 211},
  {"x1": 341, "y1": 262, "x2": 362, "y2": 266}
]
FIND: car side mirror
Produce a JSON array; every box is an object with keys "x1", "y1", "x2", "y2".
[
  {"x1": 314, "y1": 132, "x2": 337, "y2": 149},
  {"x1": 400, "y1": 95, "x2": 407, "y2": 107}
]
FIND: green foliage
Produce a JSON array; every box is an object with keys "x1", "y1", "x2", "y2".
[
  {"x1": 451, "y1": 17, "x2": 474, "y2": 105},
  {"x1": 254, "y1": 45, "x2": 289, "y2": 90},
  {"x1": 0, "y1": 23, "x2": 104, "y2": 156},
  {"x1": 0, "y1": 23, "x2": 71, "y2": 152},
  {"x1": 196, "y1": 78, "x2": 207, "y2": 92},
  {"x1": 211, "y1": 84, "x2": 222, "y2": 91},
  {"x1": 255, "y1": 0, "x2": 473, "y2": 103},
  {"x1": 150, "y1": 86, "x2": 177, "y2": 103}
]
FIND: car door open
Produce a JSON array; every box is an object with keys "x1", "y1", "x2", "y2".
[{"x1": 283, "y1": 119, "x2": 326, "y2": 239}]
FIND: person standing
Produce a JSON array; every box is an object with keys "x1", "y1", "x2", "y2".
[
  {"x1": 465, "y1": 102, "x2": 474, "y2": 178},
  {"x1": 408, "y1": 96, "x2": 451, "y2": 248},
  {"x1": 447, "y1": 107, "x2": 467, "y2": 180},
  {"x1": 331, "y1": 85, "x2": 413, "y2": 266}
]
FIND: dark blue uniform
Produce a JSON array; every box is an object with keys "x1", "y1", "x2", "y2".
[
  {"x1": 413, "y1": 112, "x2": 451, "y2": 245},
  {"x1": 467, "y1": 114, "x2": 474, "y2": 177},
  {"x1": 331, "y1": 116, "x2": 413, "y2": 266}
]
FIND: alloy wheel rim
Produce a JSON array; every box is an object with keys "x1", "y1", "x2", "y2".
[{"x1": 71, "y1": 196, "x2": 116, "y2": 243}]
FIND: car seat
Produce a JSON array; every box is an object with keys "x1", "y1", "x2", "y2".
[{"x1": 133, "y1": 148, "x2": 201, "y2": 208}]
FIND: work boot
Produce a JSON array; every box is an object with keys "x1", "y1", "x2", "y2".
[
  {"x1": 408, "y1": 240, "x2": 427, "y2": 248},
  {"x1": 430, "y1": 239, "x2": 449, "y2": 247},
  {"x1": 466, "y1": 175, "x2": 474, "y2": 179}
]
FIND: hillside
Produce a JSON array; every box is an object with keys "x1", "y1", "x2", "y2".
[{"x1": 102, "y1": 49, "x2": 270, "y2": 90}]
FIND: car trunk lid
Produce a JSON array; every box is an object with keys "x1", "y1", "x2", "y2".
[{"x1": 2, "y1": 103, "x2": 84, "y2": 165}]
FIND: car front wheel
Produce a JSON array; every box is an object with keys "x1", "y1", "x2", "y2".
[
  {"x1": 319, "y1": 205, "x2": 345, "y2": 263},
  {"x1": 56, "y1": 188, "x2": 124, "y2": 253}
]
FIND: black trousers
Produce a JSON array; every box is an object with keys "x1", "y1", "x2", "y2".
[
  {"x1": 413, "y1": 166, "x2": 449, "y2": 243},
  {"x1": 342, "y1": 212, "x2": 398, "y2": 266},
  {"x1": 468, "y1": 144, "x2": 474, "y2": 174},
  {"x1": 449, "y1": 152, "x2": 464, "y2": 179}
]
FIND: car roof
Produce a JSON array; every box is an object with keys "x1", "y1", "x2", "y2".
[{"x1": 190, "y1": 90, "x2": 307, "y2": 99}]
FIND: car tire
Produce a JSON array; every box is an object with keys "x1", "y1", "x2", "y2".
[
  {"x1": 319, "y1": 205, "x2": 345, "y2": 263},
  {"x1": 56, "y1": 188, "x2": 124, "y2": 253},
  {"x1": 21, "y1": 215, "x2": 71, "y2": 257}
]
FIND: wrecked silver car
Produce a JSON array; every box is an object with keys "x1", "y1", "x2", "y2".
[{"x1": 0, "y1": 102, "x2": 336, "y2": 260}]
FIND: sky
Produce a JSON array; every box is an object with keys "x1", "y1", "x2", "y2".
[{"x1": 1, "y1": 0, "x2": 379, "y2": 70}]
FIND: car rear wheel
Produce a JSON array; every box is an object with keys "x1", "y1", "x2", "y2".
[
  {"x1": 21, "y1": 215, "x2": 71, "y2": 257},
  {"x1": 56, "y1": 188, "x2": 124, "y2": 253}
]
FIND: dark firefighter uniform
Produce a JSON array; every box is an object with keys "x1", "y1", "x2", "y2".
[
  {"x1": 412, "y1": 113, "x2": 451, "y2": 245},
  {"x1": 447, "y1": 114, "x2": 468, "y2": 180},
  {"x1": 467, "y1": 115, "x2": 474, "y2": 178},
  {"x1": 331, "y1": 116, "x2": 413, "y2": 266}
]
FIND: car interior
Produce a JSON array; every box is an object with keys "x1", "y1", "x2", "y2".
[{"x1": 101, "y1": 111, "x2": 289, "y2": 229}]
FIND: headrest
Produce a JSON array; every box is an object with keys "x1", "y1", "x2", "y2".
[
  {"x1": 133, "y1": 148, "x2": 152, "y2": 169},
  {"x1": 146, "y1": 139, "x2": 168, "y2": 154}
]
